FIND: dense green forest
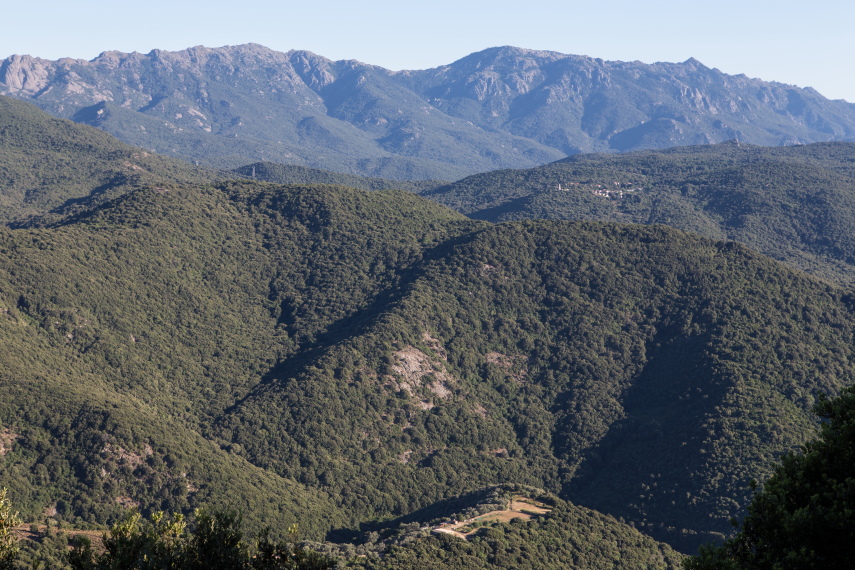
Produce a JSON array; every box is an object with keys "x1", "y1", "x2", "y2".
[
  {"x1": 3, "y1": 95, "x2": 855, "y2": 567},
  {"x1": 684, "y1": 384, "x2": 855, "y2": 568},
  {"x1": 3, "y1": 178, "x2": 854, "y2": 553},
  {"x1": 423, "y1": 141, "x2": 855, "y2": 283}
]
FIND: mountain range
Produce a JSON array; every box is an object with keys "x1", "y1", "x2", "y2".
[
  {"x1": 4, "y1": 95, "x2": 855, "y2": 569},
  {"x1": 2, "y1": 44, "x2": 855, "y2": 180}
]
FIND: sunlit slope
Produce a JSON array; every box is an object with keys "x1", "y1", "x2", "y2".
[
  {"x1": 0, "y1": 181, "x2": 470, "y2": 537},
  {"x1": 0, "y1": 95, "x2": 213, "y2": 225}
]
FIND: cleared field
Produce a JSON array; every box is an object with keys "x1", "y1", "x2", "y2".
[
  {"x1": 509, "y1": 498, "x2": 550, "y2": 515},
  {"x1": 14, "y1": 524, "x2": 106, "y2": 552},
  {"x1": 432, "y1": 496, "x2": 552, "y2": 540}
]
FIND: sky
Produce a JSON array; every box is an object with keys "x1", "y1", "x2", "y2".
[{"x1": 2, "y1": 0, "x2": 853, "y2": 102}]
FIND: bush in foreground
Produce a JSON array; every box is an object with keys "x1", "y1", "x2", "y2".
[
  {"x1": 684, "y1": 385, "x2": 855, "y2": 568},
  {"x1": 68, "y1": 509, "x2": 333, "y2": 570}
]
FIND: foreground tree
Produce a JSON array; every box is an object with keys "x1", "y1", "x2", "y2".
[
  {"x1": 251, "y1": 525, "x2": 334, "y2": 570},
  {"x1": 69, "y1": 509, "x2": 333, "y2": 570},
  {"x1": 685, "y1": 385, "x2": 855, "y2": 568},
  {"x1": 0, "y1": 488, "x2": 21, "y2": 570}
]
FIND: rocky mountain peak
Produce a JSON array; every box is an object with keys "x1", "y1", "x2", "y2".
[
  {"x1": 2, "y1": 44, "x2": 853, "y2": 179},
  {"x1": 0, "y1": 54, "x2": 52, "y2": 94},
  {"x1": 288, "y1": 50, "x2": 337, "y2": 89},
  {"x1": 681, "y1": 56, "x2": 707, "y2": 69}
]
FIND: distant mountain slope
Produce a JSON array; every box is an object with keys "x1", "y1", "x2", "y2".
[
  {"x1": 0, "y1": 95, "x2": 214, "y2": 225},
  {"x1": 399, "y1": 48, "x2": 855, "y2": 153},
  {"x1": 424, "y1": 141, "x2": 855, "y2": 284},
  {"x1": 232, "y1": 161, "x2": 445, "y2": 193},
  {"x1": 2, "y1": 44, "x2": 854, "y2": 179},
  {"x1": 0, "y1": 45, "x2": 563, "y2": 179}
]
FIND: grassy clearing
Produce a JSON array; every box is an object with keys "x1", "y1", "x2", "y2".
[{"x1": 432, "y1": 496, "x2": 552, "y2": 539}]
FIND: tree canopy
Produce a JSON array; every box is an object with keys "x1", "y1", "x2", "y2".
[
  {"x1": 0, "y1": 488, "x2": 21, "y2": 570},
  {"x1": 684, "y1": 384, "x2": 855, "y2": 568}
]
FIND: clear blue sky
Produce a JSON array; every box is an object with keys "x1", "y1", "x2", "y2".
[{"x1": 3, "y1": 0, "x2": 853, "y2": 102}]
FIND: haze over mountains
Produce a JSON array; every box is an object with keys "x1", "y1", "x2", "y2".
[{"x1": 2, "y1": 44, "x2": 855, "y2": 180}]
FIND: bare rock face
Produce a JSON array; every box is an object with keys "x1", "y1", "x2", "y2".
[
  {"x1": 290, "y1": 50, "x2": 338, "y2": 89},
  {"x1": 0, "y1": 54, "x2": 52, "y2": 94},
  {"x1": 2, "y1": 44, "x2": 854, "y2": 179}
]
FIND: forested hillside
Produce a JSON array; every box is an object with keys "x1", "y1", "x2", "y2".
[
  {"x1": 3, "y1": 95, "x2": 855, "y2": 566},
  {"x1": 0, "y1": 95, "x2": 213, "y2": 226},
  {"x1": 2, "y1": 175, "x2": 855, "y2": 553},
  {"x1": 346, "y1": 485, "x2": 683, "y2": 569},
  {"x1": 424, "y1": 141, "x2": 855, "y2": 283}
]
